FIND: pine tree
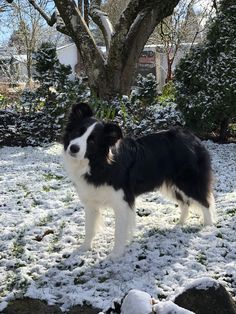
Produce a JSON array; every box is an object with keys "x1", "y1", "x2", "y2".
[
  {"x1": 31, "y1": 42, "x2": 73, "y2": 139},
  {"x1": 8, "y1": 21, "x2": 30, "y2": 54},
  {"x1": 34, "y1": 42, "x2": 72, "y2": 91},
  {"x1": 174, "y1": 0, "x2": 236, "y2": 141}
]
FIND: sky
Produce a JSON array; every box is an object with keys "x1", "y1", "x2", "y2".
[{"x1": 0, "y1": 0, "x2": 54, "y2": 46}]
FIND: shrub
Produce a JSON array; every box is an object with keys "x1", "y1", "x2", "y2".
[
  {"x1": 120, "y1": 100, "x2": 184, "y2": 137},
  {"x1": 1, "y1": 69, "x2": 89, "y2": 146},
  {"x1": 131, "y1": 73, "x2": 158, "y2": 106},
  {"x1": 158, "y1": 81, "x2": 176, "y2": 103},
  {"x1": 1, "y1": 71, "x2": 184, "y2": 146}
]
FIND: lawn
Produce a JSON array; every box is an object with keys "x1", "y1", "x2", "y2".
[{"x1": 0, "y1": 141, "x2": 235, "y2": 312}]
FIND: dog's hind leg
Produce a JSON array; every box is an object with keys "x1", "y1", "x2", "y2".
[
  {"x1": 192, "y1": 193, "x2": 216, "y2": 226},
  {"x1": 199, "y1": 193, "x2": 216, "y2": 226},
  {"x1": 178, "y1": 201, "x2": 190, "y2": 225},
  {"x1": 174, "y1": 189, "x2": 190, "y2": 225},
  {"x1": 201, "y1": 206, "x2": 213, "y2": 226}
]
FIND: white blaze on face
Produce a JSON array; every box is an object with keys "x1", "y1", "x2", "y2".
[{"x1": 67, "y1": 122, "x2": 97, "y2": 160}]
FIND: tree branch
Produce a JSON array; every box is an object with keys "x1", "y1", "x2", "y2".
[
  {"x1": 108, "y1": 0, "x2": 179, "y2": 65},
  {"x1": 90, "y1": 0, "x2": 114, "y2": 50},
  {"x1": 5, "y1": 0, "x2": 70, "y2": 35},
  {"x1": 107, "y1": 0, "x2": 180, "y2": 92},
  {"x1": 53, "y1": 10, "x2": 71, "y2": 36},
  {"x1": 212, "y1": 0, "x2": 218, "y2": 12},
  {"x1": 115, "y1": 0, "x2": 156, "y2": 36},
  {"x1": 54, "y1": 0, "x2": 105, "y2": 89},
  {"x1": 28, "y1": 0, "x2": 56, "y2": 26}
]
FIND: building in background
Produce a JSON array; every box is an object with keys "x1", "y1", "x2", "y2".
[
  {"x1": 56, "y1": 43, "x2": 79, "y2": 78},
  {"x1": 56, "y1": 43, "x2": 192, "y2": 91},
  {"x1": 0, "y1": 43, "x2": 192, "y2": 90},
  {"x1": 0, "y1": 47, "x2": 27, "y2": 85},
  {"x1": 135, "y1": 44, "x2": 193, "y2": 90}
]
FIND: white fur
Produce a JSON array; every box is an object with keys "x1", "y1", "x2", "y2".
[{"x1": 68, "y1": 123, "x2": 97, "y2": 161}]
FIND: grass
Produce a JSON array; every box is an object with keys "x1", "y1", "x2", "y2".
[
  {"x1": 36, "y1": 214, "x2": 53, "y2": 226},
  {"x1": 196, "y1": 252, "x2": 207, "y2": 266},
  {"x1": 48, "y1": 221, "x2": 66, "y2": 253},
  {"x1": 226, "y1": 208, "x2": 236, "y2": 217},
  {"x1": 12, "y1": 230, "x2": 25, "y2": 258},
  {"x1": 43, "y1": 173, "x2": 64, "y2": 181}
]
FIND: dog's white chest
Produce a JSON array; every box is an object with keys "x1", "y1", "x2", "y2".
[
  {"x1": 63, "y1": 153, "x2": 124, "y2": 207},
  {"x1": 75, "y1": 177, "x2": 124, "y2": 208},
  {"x1": 63, "y1": 153, "x2": 90, "y2": 179}
]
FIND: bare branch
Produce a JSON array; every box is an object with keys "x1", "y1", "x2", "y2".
[
  {"x1": 54, "y1": 10, "x2": 71, "y2": 36},
  {"x1": 115, "y1": 0, "x2": 153, "y2": 36},
  {"x1": 54, "y1": 0, "x2": 105, "y2": 87},
  {"x1": 110, "y1": 0, "x2": 179, "y2": 58},
  {"x1": 27, "y1": 0, "x2": 56, "y2": 26},
  {"x1": 212, "y1": 0, "x2": 218, "y2": 12},
  {"x1": 7, "y1": 0, "x2": 70, "y2": 35},
  {"x1": 90, "y1": 0, "x2": 114, "y2": 50}
]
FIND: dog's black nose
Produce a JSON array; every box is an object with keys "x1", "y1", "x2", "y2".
[{"x1": 70, "y1": 144, "x2": 80, "y2": 154}]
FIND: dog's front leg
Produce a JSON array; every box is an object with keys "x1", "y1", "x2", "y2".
[
  {"x1": 80, "y1": 204, "x2": 102, "y2": 251},
  {"x1": 109, "y1": 204, "x2": 136, "y2": 260}
]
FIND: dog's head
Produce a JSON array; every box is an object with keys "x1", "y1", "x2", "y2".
[{"x1": 63, "y1": 103, "x2": 123, "y2": 161}]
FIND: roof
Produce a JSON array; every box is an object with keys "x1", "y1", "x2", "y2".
[
  {"x1": 56, "y1": 43, "x2": 75, "y2": 51},
  {"x1": 0, "y1": 54, "x2": 27, "y2": 63}
]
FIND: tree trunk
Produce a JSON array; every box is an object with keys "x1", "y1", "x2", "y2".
[
  {"x1": 26, "y1": 50, "x2": 32, "y2": 85},
  {"x1": 219, "y1": 117, "x2": 229, "y2": 142},
  {"x1": 92, "y1": 3, "x2": 180, "y2": 99},
  {"x1": 166, "y1": 57, "x2": 173, "y2": 83},
  {"x1": 93, "y1": 67, "x2": 134, "y2": 99}
]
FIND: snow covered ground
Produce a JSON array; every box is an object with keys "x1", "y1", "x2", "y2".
[{"x1": 0, "y1": 141, "x2": 235, "y2": 312}]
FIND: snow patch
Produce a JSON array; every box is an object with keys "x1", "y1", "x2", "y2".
[
  {"x1": 0, "y1": 142, "x2": 235, "y2": 312},
  {"x1": 184, "y1": 277, "x2": 220, "y2": 291},
  {"x1": 154, "y1": 300, "x2": 195, "y2": 314}
]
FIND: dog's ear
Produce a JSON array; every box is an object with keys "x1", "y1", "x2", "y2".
[
  {"x1": 72, "y1": 103, "x2": 93, "y2": 120},
  {"x1": 104, "y1": 123, "x2": 123, "y2": 146}
]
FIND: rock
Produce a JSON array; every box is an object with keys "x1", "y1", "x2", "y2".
[
  {"x1": 120, "y1": 289, "x2": 153, "y2": 314},
  {"x1": 1, "y1": 298, "x2": 101, "y2": 314},
  {"x1": 174, "y1": 277, "x2": 236, "y2": 314},
  {"x1": 69, "y1": 305, "x2": 101, "y2": 314}
]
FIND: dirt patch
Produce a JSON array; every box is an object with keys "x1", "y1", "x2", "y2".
[{"x1": 2, "y1": 298, "x2": 101, "y2": 314}]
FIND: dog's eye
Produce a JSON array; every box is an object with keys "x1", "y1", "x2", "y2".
[
  {"x1": 76, "y1": 127, "x2": 86, "y2": 137},
  {"x1": 88, "y1": 135, "x2": 95, "y2": 144}
]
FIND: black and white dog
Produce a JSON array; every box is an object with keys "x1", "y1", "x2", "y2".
[{"x1": 63, "y1": 103, "x2": 216, "y2": 259}]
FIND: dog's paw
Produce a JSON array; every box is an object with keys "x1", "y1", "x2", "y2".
[
  {"x1": 107, "y1": 249, "x2": 124, "y2": 261},
  {"x1": 79, "y1": 242, "x2": 92, "y2": 252},
  {"x1": 176, "y1": 221, "x2": 184, "y2": 226}
]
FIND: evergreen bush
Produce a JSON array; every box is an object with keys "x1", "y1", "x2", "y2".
[
  {"x1": 33, "y1": 42, "x2": 72, "y2": 91},
  {"x1": 175, "y1": 0, "x2": 236, "y2": 141},
  {"x1": 0, "y1": 42, "x2": 90, "y2": 146},
  {"x1": 131, "y1": 73, "x2": 158, "y2": 106}
]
